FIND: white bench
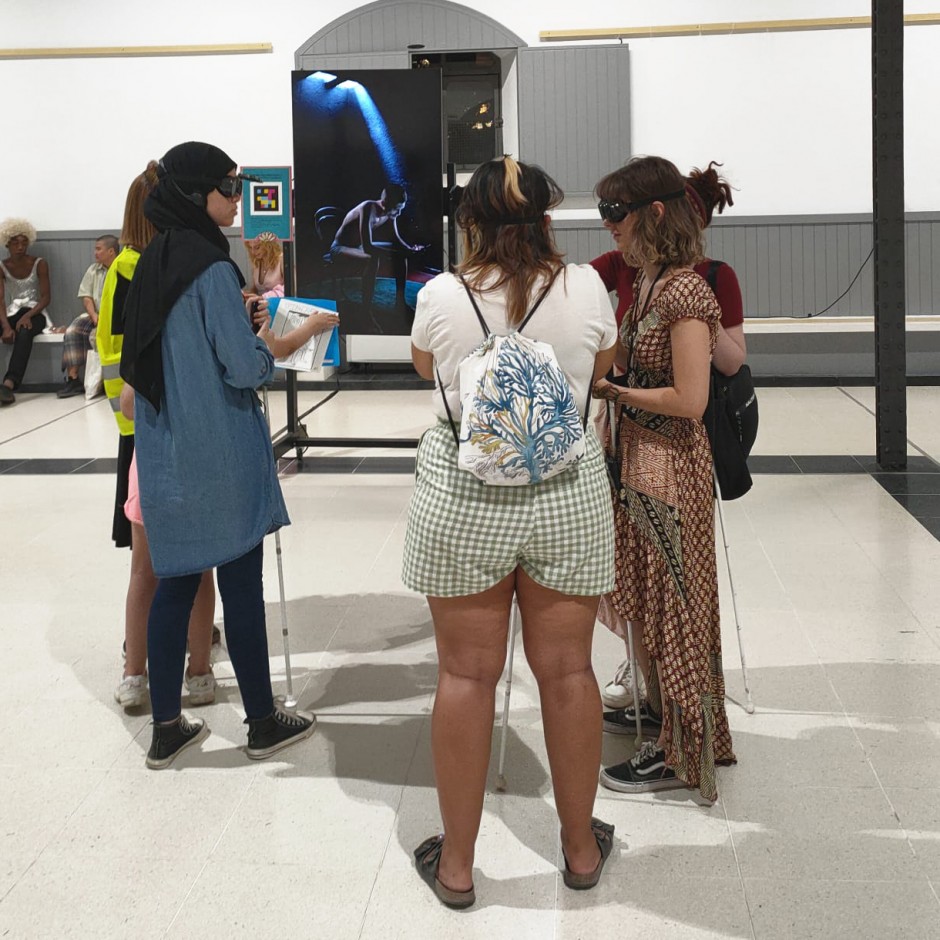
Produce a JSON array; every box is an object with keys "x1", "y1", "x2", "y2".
[{"x1": 0, "y1": 331, "x2": 66, "y2": 388}]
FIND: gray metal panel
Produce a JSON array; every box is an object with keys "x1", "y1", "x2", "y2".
[
  {"x1": 555, "y1": 213, "x2": 940, "y2": 319},
  {"x1": 295, "y1": 0, "x2": 525, "y2": 62},
  {"x1": 296, "y1": 51, "x2": 408, "y2": 71},
  {"x1": 517, "y1": 45, "x2": 630, "y2": 200},
  {"x1": 32, "y1": 215, "x2": 940, "y2": 325},
  {"x1": 22, "y1": 231, "x2": 250, "y2": 330},
  {"x1": 26, "y1": 232, "x2": 118, "y2": 329}
]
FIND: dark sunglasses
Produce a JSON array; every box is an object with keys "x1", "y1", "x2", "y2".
[
  {"x1": 597, "y1": 188, "x2": 687, "y2": 224},
  {"x1": 215, "y1": 173, "x2": 261, "y2": 199}
]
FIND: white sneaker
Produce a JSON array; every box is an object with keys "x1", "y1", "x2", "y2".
[
  {"x1": 114, "y1": 674, "x2": 149, "y2": 709},
  {"x1": 601, "y1": 659, "x2": 645, "y2": 710},
  {"x1": 185, "y1": 668, "x2": 217, "y2": 706}
]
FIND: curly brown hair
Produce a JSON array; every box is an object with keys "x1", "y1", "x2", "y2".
[
  {"x1": 455, "y1": 156, "x2": 565, "y2": 326},
  {"x1": 595, "y1": 156, "x2": 703, "y2": 268},
  {"x1": 120, "y1": 161, "x2": 160, "y2": 252},
  {"x1": 686, "y1": 161, "x2": 734, "y2": 227}
]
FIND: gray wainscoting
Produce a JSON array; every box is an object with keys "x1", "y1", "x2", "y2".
[
  {"x1": 555, "y1": 213, "x2": 940, "y2": 320},
  {"x1": 21, "y1": 231, "x2": 250, "y2": 329},
  {"x1": 10, "y1": 219, "x2": 940, "y2": 381}
]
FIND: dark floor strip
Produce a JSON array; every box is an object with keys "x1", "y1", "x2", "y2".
[{"x1": 9, "y1": 452, "x2": 940, "y2": 542}]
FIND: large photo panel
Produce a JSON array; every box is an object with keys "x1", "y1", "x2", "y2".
[{"x1": 292, "y1": 69, "x2": 444, "y2": 337}]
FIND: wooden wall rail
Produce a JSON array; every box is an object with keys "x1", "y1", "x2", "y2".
[
  {"x1": 540, "y1": 14, "x2": 940, "y2": 42},
  {"x1": 0, "y1": 43, "x2": 272, "y2": 60}
]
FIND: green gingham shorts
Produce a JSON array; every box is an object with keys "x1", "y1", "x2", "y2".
[{"x1": 402, "y1": 422, "x2": 615, "y2": 597}]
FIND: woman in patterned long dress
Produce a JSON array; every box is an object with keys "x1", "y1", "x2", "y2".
[{"x1": 592, "y1": 156, "x2": 735, "y2": 802}]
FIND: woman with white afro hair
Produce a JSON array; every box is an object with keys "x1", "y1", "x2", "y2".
[
  {"x1": 1, "y1": 216, "x2": 52, "y2": 404},
  {"x1": 0, "y1": 217, "x2": 38, "y2": 248}
]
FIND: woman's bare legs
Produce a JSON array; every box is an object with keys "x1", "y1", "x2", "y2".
[
  {"x1": 124, "y1": 523, "x2": 214, "y2": 678},
  {"x1": 426, "y1": 572, "x2": 515, "y2": 893},
  {"x1": 124, "y1": 523, "x2": 157, "y2": 678},
  {"x1": 186, "y1": 571, "x2": 215, "y2": 676},
  {"x1": 515, "y1": 568, "x2": 603, "y2": 875}
]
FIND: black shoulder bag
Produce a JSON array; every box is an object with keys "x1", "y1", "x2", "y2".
[{"x1": 701, "y1": 260, "x2": 759, "y2": 501}]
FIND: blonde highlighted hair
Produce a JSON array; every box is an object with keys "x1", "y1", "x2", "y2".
[{"x1": 455, "y1": 155, "x2": 565, "y2": 326}]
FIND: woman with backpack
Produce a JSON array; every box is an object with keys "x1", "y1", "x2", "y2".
[
  {"x1": 403, "y1": 156, "x2": 618, "y2": 908},
  {"x1": 591, "y1": 155, "x2": 737, "y2": 803}
]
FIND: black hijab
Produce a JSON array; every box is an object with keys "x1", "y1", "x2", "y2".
[{"x1": 121, "y1": 141, "x2": 246, "y2": 411}]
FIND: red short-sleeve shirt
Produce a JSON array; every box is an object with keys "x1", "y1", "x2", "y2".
[{"x1": 590, "y1": 251, "x2": 744, "y2": 331}]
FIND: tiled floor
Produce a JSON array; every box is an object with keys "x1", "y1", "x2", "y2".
[{"x1": 2, "y1": 385, "x2": 940, "y2": 938}]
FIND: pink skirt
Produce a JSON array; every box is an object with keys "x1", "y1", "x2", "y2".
[{"x1": 124, "y1": 452, "x2": 143, "y2": 527}]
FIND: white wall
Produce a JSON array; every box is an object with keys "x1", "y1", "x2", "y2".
[{"x1": 1, "y1": 0, "x2": 938, "y2": 229}]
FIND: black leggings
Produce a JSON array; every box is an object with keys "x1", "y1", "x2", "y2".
[
  {"x1": 3, "y1": 308, "x2": 45, "y2": 388},
  {"x1": 148, "y1": 541, "x2": 274, "y2": 722}
]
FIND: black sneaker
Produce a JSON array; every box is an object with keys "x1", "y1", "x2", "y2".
[
  {"x1": 146, "y1": 715, "x2": 210, "y2": 770},
  {"x1": 0, "y1": 385, "x2": 14, "y2": 405},
  {"x1": 245, "y1": 705, "x2": 317, "y2": 760},
  {"x1": 603, "y1": 701, "x2": 663, "y2": 736},
  {"x1": 56, "y1": 377, "x2": 84, "y2": 399},
  {"x1": 600, "y1": 741, "x2": 685, "y2": 793}
]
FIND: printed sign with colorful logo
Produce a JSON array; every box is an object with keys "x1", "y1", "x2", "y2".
[{"x1": 240, "y1": 166, "x2": 292, "y2": 241}]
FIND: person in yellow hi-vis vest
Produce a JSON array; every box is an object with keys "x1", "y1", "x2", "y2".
[{"x1": 98, "y1": 163, "x2": 216, "y2": 711}]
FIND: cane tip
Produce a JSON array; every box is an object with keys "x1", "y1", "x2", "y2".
[
  {"x1": 745, "y1": 703, "x2": 755, "y2": 715},
  {"x1": 496, "y1": 776, "x2": 507, "y2": 792}
]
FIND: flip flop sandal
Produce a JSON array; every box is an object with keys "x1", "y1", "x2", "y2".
[
  {"x1": 562, "y1": 817, "x2": 615, "y2": 890},
  {"x1": 413, "y1": 834, "x2": 476, "y2": 910}
]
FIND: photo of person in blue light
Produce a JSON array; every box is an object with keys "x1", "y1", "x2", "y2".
[
  {"x1": 292, "y1": 68, "x2": 443, "y2": 336},
  {"x1": 328, "y1": 182, "x2": 428, "y2": 317}
]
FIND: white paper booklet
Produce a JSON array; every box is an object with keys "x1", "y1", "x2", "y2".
[{"x1": 270, "y1": 299, "x2": 338, "y2": 372}]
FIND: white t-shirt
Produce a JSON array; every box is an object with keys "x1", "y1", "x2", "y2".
[{"x1": 412, "y1": 264, "x2": 617, "y2": 423}]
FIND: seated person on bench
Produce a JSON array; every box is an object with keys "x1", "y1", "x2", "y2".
[
  {"x1": 0, "y1": 217, "x2": 52, "y2": 406},
  {"x1": 56, "y1": 235, "x2": 119, "y2": 398}
]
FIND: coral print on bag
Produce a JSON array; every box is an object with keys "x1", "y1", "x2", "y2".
[{"x1": 460, "y1": 333, "x2": 584, "y2": 484}]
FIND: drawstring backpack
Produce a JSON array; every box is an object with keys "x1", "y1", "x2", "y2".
[{"x1": 437, "y1": 276, "x2": 589, "y2": 486}]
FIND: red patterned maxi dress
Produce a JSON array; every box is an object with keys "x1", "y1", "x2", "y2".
[{"x1": 606, "y1": 269, "x2": 736, "y2": 802}]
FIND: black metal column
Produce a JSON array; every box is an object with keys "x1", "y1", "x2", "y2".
[{"x1": 872, "y1": 0, "x2": 907, "y2": 469}]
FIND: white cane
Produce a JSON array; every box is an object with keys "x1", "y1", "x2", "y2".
[
  {"x1": 713, "y1": 471, "x2": 755, "y2": 714},
  {"x1": 495, "y1": 596, "x2": 520, "y2": 792},
  {"x1": 262, "y1": 386, "x2": 296, "y2": 707},
  {"x1": 625, "y1": 621, "x2": 644, "y2": 746}
]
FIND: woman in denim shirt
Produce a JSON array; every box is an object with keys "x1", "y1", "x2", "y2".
[{"x1": 121, "y1": 141, "x2": 338, "y2": 770}]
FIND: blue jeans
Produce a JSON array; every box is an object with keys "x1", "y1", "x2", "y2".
[{"x1": 147, "y1": 540, "x2": 274, "y2": 722}]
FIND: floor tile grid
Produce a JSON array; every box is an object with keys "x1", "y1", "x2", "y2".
[
  {"x1": 276, "y1": 489, "x2": 432, "y2": 940},
  {"x1": 159, "y1": 767, "x2": 263, "y2": 937},
  {"x1": 718, "y1": 798, "x2": 759, "y2": 940},
  {"x1": 721, "y1": 474, "x2": 940, "y2": 933}
]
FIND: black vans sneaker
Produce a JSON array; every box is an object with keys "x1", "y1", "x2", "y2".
[
  {"x1": 600, "y1": 741, "x2": 685, "y2": 793},
  {"x1": 245, "y1": 706, "x2": 316, "y2": 760},
  {"x1": 146, "y1": 715, "x2": 210, "y2": 770},
  {"x1": 603, "y1": 701, "x2": 663, "y2": 737}
]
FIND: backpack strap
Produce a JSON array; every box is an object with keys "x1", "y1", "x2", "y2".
[
  {"x1": 436, "y1": 366, "x2": 461, "y2": 448},
  {"x1": 517, "y1": 276, "x2": 557, "y2": 333},
  {"x1": 457, "y1": 275, "x2": 490, "y2": 338},
  {"x1": 704, "y1": 259, "x2": 723, "y2": 293}
]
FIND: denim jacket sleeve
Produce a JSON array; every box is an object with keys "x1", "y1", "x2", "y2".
[{"x1": 200, "y1": 262, "x2": 274, "y2": 389}]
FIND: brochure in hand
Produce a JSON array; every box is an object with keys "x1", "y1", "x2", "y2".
[{"x1": 270, "y1": 298, "x2": 340, "y2": 372}]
